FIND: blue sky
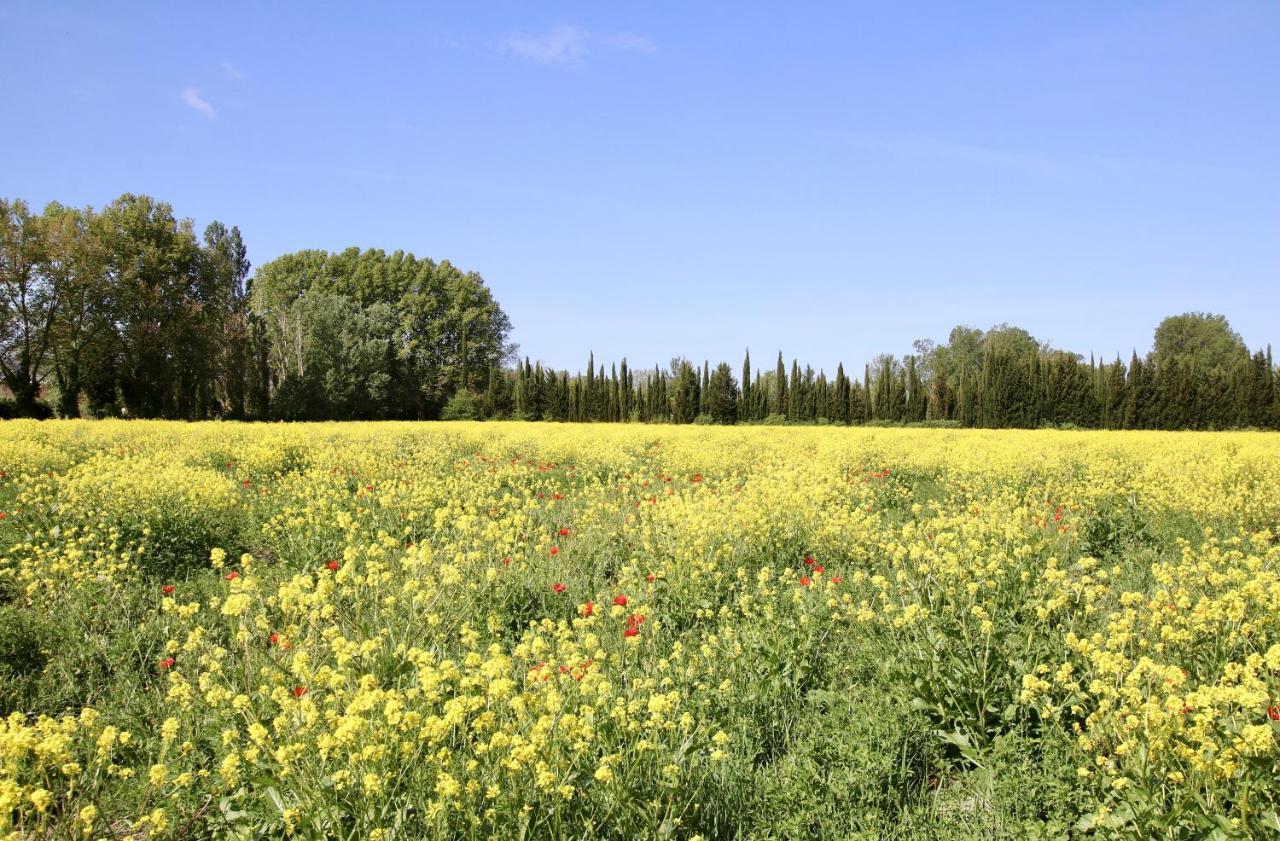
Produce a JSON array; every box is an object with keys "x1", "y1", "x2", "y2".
[{"x1": 3, "y1": 1, "x2": 1277, "y2": 373}]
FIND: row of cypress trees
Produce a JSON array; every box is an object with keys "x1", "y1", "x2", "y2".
[{"x1": 460, "y1": 317, "x2": 1279, "y2": 430}]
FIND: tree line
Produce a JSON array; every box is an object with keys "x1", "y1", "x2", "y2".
[
  {"x1": 1, "y1": 195, "x2": 510, "y2": 420},
  {"x1": 4, "y1": 194, "x2": 1277, "y2": 429},
  {"x1": 465, "y1": 315, "x2": 1279, "y2": 430}
]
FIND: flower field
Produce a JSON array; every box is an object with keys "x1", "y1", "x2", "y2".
[{"x1": 1, "y1": 421, "x2": 1278, "y2": 839}]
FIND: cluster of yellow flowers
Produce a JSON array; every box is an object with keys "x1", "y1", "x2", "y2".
[{"x1": 0, "y1": 420, "x2": 1276, "y2": 838}]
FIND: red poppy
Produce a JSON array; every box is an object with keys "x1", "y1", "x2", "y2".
[
  {"x1": 550, "y1": 546, "x2": 560, "y2": 557},
  {"x1": 365, "y1": 485, "x2": 374, "y2": 491},
  {"x1": 626, "y1": 614, "x2": 645, "y2": 628},
  {"x1": 803, "y1": 556, "x2": 815, "y2": 567},
  {"x1": 269, "y1": 633, "x2": 279, "y2": 646},
  {"x1": 691, "y1": 474, "x2": 702, "y2": 483},
  {"x1": 242, "y1": 480, "x2": 251, "y2": 489},
  {"x1": 326, "y1": 560, "x2": 339, "y2": 571},
  {"x1": 814, "y1": 565, "x2": 825, "y2": 574},
  {"x1": 831, "y1": 576, "x2": 844, "y2": 584},
  {"x1": 1269, "y1": 706, "x2": 1280, "y2": 721},
  {"x1": 558, "y1": 528, "x2": 570, "y2": 537},
  {"x1": 162, "y1": 584, "x2": 176, "y2": 595},
  {"x1": 799, "y1": 576, "x2": 812, "y2": 587},
  {"x1": 646, "y1": 573, "x2": 656, "y2": 583},
  {"x1": 553, "y1": 492, "x2": 566, "y2": 500},
  {"x1": 581, "y1": 602, "x2": 595, "y2": 617},
  {"x1": 613, "y1": 594, "x2": 628, "y2": 607},
  {"x1": 552, "y1": 582, "x2": 567, "y2": 594},
  {"x1": 293, "y1": 686, "x2": 308, "y2": 698},
  {"x1": 623, "y1": 627, "x2": 639, "y2": 638},
  {"x1": 225, "y1": 571, "x2": 239, "y2": 581},
  {"x1": 159, "y1": 658, "x2": 175, "y2": 670}
]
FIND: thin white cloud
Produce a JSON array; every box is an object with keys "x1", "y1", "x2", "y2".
[
  {"x1": 823, "y1": 130, "x2": 1066, "y2": 179},
  {"x1": 221, "y1": 62, "x2": 249, "y2": 81},
  {"x1": 605, "y1": 32, "x2": 658, "y2": 54},
  {"x1": 904, "y1": 138, "x2": 1066, "y2": 179},
  {"x1": 181, "y1": 87, "x2": 216, "y2": 118},
  {"x1": 497, "y1": 24, "x2": 589, "y2": 65},
  {"x1": 495, "y1": 24, "x2": 657, "y2": 65}
]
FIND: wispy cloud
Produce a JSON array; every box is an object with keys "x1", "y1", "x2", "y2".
[
  {"x1": 495, "y1": 24, "x2": 657, "y2": 65},
  {"x1": 603, "y1": 32, "x2": 658, "y2": 54},
  {"x1": 497, "y1": 24, "x2": 589, "y2": 64},
  {"x1": 181, "y1": 87, "x2": 216, "y2": 118},
  {"x1": 823, "y1": 130, "x2": 1067, "y2": 179},
  {"x1": 901, "y1": 138, "x2": 1066, "y2": 179},
  {"x1": 221, "y1": 62, "x2": 249, "y2": 81}
]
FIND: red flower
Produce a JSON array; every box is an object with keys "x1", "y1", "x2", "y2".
[
  {"x1": 550, "y1": 546, "x2": 560, "y2": 557},
  {"x1": 799, "y1": 576, "x2": 812, "y2": 587},
  {"x1": 558, "y1": 528, "x2": 570, "y2": 537},
  {"x1": 553, "y1": 492, "x2": 566, "y2": 500},
  {"x1": 613, "y1": 594, "x2": 628, "y2": 607},
  {"x1": 161, "y1": 584, "x2": 176, "y2": 595},
  {"x1": 623, "y1": 627, "x2": 639, "y2": 638},
  {"x1": 501, "y1": 556, "x2": 512, "y2": 566},
  {"x1": 627, "y1": 613, "x2": 645, "y2": 628},
  {"x1": 225, "y1": 571, "x2": 239, "y2": 581},
  {"x1": 293, "y1": 686, "x2": 308, "y2": 698},
  {"x1": 831, "y1": 576, "x2": 844, "y2": 584},
  {"x1": 242, "y1": 479, "x2": 251, "y2": 488},
  {"x1": 365, "y1": 485, "x2": 374, "y2": 491},
  {"x1": 552, "y1": 582, "x2": 567, "y2": 594},
  {"x1": 269, "y1": 633, "x2": 279, "y2": 646},
  {"x1": 581, "y1": 601, "x2": 595, "y2": 617},
  {"x1": 814, "y1": 565, "x2": 825, "y2": 574},
  {"x1": 691, "y1": 474, "x2": 702, "y2": 483},
  {"x1": 803, "y1": 556, "x2": 815, "y2": 567},
  {"x1": 326, "y1": 560, "x2": 339, "y2": 571},
  {"x1": 646, "y1": 573, "x2": 656, "y2": 583},
  {"x1": 1269, "y1": 706, "x2": 1280, "y2": 721},
  {"x1": 159, "y1": 657, "x2": 175, "y2": 670}
]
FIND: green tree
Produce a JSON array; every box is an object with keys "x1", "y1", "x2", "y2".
[
  {"x1": 706, "y1": 362, "x2": 740, "y2": 424},
  {"x1": 0, "y1": 199, "x2": 56, "y2": 415}
]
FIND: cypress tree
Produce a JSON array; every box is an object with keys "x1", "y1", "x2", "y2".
[
  {"x1": 1123, "y1": 352, "x2": 1152, "y2": 429},
  {"x1": 1104, "y1": 357, "x2": 1126, "y2": 429},
  {"x1": 905, "y1": 355, "x2": 925, "y2": 422},
  {"x1": 834, "y1": 363, "x2": 850, "y2": 423},
  {"x1": 775, "y1": 352, "x2": 787, "y2": 418},
  {"x1": 700, "y1": 361, "x2": 710, "y2": 416},
  {"x1": 706, "y1": 362, "x2": 740, "y2": 424},
  {"x1": 788, "y1": 360, "x2": 801, "y2": 421}
]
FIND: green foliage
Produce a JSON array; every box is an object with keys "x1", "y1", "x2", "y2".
[
  {"x1": 441, "y1": 389, "x2": 483, "y2": 420},
  {"x1": 748, "y1": 687, "x2": 939, "y2": 839},
  {"x1": 266, "y1": 292, "x2": 396, "y2": 421}
]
